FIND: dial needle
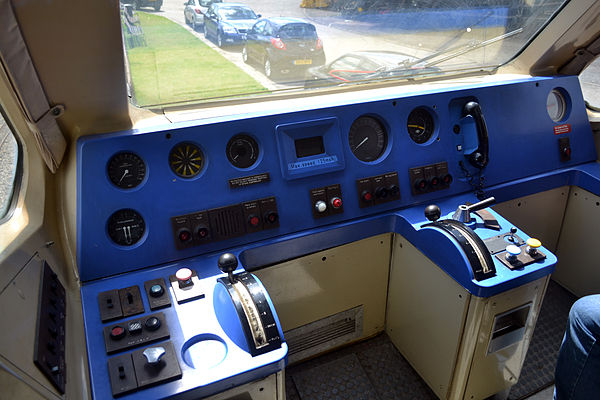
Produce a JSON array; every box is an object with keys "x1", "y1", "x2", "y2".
[
  {"x1": 354, "y1": 137, "x2": 369, "y2": 151},
  {"x1": 118, "y1": 169, "x2": 129, "y2": 184}
]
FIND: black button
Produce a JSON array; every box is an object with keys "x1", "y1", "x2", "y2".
[
  {"x1": 149, "y1": 284, "x2": 164, "y2": 298},
  {"x1": 145, "y1": 317, "x2": 161, "y2": 331}
]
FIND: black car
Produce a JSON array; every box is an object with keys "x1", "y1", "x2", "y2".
[
  {"x1": 242, "y1": 18, "x2": 325, "y2": 80},
  {"x1": 304, "y1": 51, "x2": 441, "y2": 87}
]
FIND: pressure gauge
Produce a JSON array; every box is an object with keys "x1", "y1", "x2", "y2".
[
  {"x1": 226, "y1": 134, "x2": 259, "y2": 168},
  {"x1": 546, "y1": 89, "x2": 567, "y2": 122},
  {"x1": 107, "y1": 209, "x2": 146, "y2": 246}
]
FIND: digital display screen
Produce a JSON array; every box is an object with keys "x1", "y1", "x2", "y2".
[{"x1": 295, "y1": 136, "x2": 325, "y2": 158}]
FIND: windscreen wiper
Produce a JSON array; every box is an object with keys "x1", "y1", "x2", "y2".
[{"x1": 398, "y1": 28, "x2": 523, "y2": 70}]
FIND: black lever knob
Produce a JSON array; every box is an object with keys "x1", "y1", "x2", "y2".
[
  {"x1": 218, "y1": 253, "x2": 238, "y2": 283},
  {"x1": 424, "y1": 205, "x2": 441, "y2": 222}
]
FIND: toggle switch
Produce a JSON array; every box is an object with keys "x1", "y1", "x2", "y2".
[
  {"x1": 505, "y1": 244, "x2": 521, "y2": 263},
  {"x1": 143, "y1": 346, "x2": 166, "y2": 366},
  {"x1": 526, "y1": 238, "x2": 541, "y2": 256}
]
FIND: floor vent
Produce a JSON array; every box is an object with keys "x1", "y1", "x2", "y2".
[{"x1": 284, "y1": 305, "x2": 364, "y2": 364}]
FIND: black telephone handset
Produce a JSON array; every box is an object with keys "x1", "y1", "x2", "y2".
[{"x1": 463, "y1": 101, "x2": 489, "y2": 169}]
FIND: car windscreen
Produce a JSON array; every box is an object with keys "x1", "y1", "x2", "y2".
[
  {"x1": 217, "y1": 7, "x2": 257, "y2": 20},
  {"x1": 277, "y1": 23, "x2": 317, "y2": 39}
]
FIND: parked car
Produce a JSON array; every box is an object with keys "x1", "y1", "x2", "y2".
[
  {"x1": 203, "y1": 3, "x2": 260, "y2": 48},
  {"x1": 184, "y1": 0, "x2": 222, "y2": 31},
  {"x1": 242, "y1": 18, "x2": 325, "y2": 80},
  {"x1": 304, "y1": 51, "x2": 441, "y2": 87},
  {"x1": 126, "y1": 0, "x2": 162, "y2": 11}
]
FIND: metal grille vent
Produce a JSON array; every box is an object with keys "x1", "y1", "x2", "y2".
[
  {"x1": 284, "y1": 306, "x2": 364, "y2": 364},
  {"x1": 208, "y1": 205, "x2": 245, "y2": 240}
]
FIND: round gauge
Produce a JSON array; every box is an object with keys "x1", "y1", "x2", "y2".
[
  {"x1": 107, "y1": 152, "x2": 146, "y2": 189},
  {"x1": 348, "y1": 116, "x2": 388, "y2": 162},
  {"x1": 107, "y1": 209, "x2": 146, "y2": 246},
  {"x1": 169, "y1": 142, "x2": 204, "y2": 178},
  {"x1": 226, "y1": 134, "x2": 259, "y2": 168},
  {"x1": 407, "y1": 108, "x2": 435, "y2": 144},
  {"x1": 547, "y1": 89, "x2": 567, "y2": 122}
]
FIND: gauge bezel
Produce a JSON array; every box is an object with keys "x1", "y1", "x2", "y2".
[
  {"x1": 347, "y1": 115, "x2": 390, "y2": 163},
  {"x1": 106, "y1": 151, "x2": 147, "y2": 190},
  {"x1": 546, "y1": 88, "x2": 571, "y2": 123},
  {"x1": 226, "y1": 134, "x2": 261, "y2": 170},
  {"x1": 169, "y1": 141, "x2": 206, "y2": 179},
  {"x1": 106, "y1": 208, "x2": 147, "y2": 248},
  {"x1": 406, "y1": 107, "x2": 438, "y2": 145}
]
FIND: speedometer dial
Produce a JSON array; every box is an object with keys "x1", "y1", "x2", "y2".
[
  {"x1": 107, "y1": 152, "x2": 146, "y2": 189},
  {"x1": 348, "y1": 116, "x2": 388, "y2": 162}
]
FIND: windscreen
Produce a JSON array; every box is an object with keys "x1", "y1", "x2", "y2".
[{"x1": 121, "y1": 0, "x2": 568, "y2": 108}]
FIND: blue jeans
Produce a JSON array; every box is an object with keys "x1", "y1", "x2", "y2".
[{"x1": 554, "y1": 295, "x2": 600, "y2": 399}]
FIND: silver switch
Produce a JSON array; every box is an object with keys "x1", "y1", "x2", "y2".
[{"x1": 143, "y1": 346, "x2": 166, "y2": 365}]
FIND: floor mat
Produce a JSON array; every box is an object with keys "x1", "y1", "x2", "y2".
[
  {"x1": 508, "y1": 280, "x2": 577, "y2": 400},
  {"x1": 286, "y1": 334, "x2": 437, "y2": 400}
]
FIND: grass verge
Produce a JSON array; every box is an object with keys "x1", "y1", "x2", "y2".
[{"x1": 123, "y1": 12, "x2": 268, "y2": 107}]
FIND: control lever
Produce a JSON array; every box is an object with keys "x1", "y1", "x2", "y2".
[
  {"x1": 424, "y1": 204, "x2": 442, "y2": 222},
  {"x1": 218, "y1": 253, "x2": 238, "y2": 283},
  {"x1": 452, "y1": 196, "x2": 496, "y2": 223}
]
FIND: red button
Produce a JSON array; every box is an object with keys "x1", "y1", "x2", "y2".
[
  {"x1": 362, "y1": 191, "x2": 372, "y2": 201},
  {"x1": 176, "y1": 267, "x2": 193, "y2": 282},
  {"x1": 249, "y1": 216, "x2": 260, "y2": 227},
  {"x1": 332, "y1": 198, "x2": 342, "y2": 209},
  {"x1": 178, "y1": 230, "x2": 191, "y2": 242},
  {"x1": 110, "y1": 326, "x2": 125, "y2": 340},
  {"x1": 197, "y1": 227, "x2": 208, "y2": 238}
]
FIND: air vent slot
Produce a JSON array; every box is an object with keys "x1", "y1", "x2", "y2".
[
  {"x1": 284, "y1": 306, "x2": 363, "y2": 364},
  {"x1": 208, "y1": 205, "x2": 245, "y2": 240}
]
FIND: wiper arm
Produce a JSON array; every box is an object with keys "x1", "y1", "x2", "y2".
[{"x1": 399, "y1": 28, "x2": 523, "y2": 70}]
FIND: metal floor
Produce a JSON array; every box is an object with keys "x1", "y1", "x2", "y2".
[{"x1": 284, "y1": 280, "x2": 576, "y2": 400}]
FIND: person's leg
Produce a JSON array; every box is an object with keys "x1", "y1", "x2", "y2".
[{"x1": 554, "y1": 294, "x2": 600, "y2": 399}]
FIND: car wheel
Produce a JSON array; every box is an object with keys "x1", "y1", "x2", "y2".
[
  {"x1": 203, "y1": 24, "x2": 209, "y2": 39},
  {"x1": 192, "y1": 18, "x2": 197, "y2": 31},
  {"x1": 153, "y1": 3, "x2": 161, "y2": 11},
  {"x1": 242, "y1": 46, "x2": 249, "y2": 64},
  {"x1": 217, "y1": 32, "x2": 223, "y2": 48},
  {"x1": 264, "y1": 58, "x2": 277, "y2": 79}
]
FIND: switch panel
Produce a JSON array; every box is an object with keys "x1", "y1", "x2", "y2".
[
  {"x1": 33, "y1": 262, "x2": 67, "y2": 394},
  {"x1": 103, "y1": 312, "x2": 170, "y2": 354},
  {"x1": 356, "y1": 172, "x2": 400, "y2": 208},
  {"x1": 119, "y1": 286, "x2": 145, "y2": 317},
  {"x1": 169, "y1": 269, "x2": 205, "y2": 304},
  {"x1": 108, "y1": 353, "x2": 138, "y2": 397},
  {"x1": 409, "y1": 162, "x2": 452, "y2": 195},
  {"x1": 171, "y1": 197, "x2": 279, "y2": 249},
  {"x1": 144, "y1": 278, "x2": 171, "y2": 310},
  {"x1": 559, "y1": 137, "x2": 571, "y2": 162},
  {"x1": 132, "y1": 341, "x2": 182, "y2": 389},
  {"x1": 310, "y1": 184, "x2": 344, "y2": 218},
  {"x1": 98, "y1": 289, "x2": 123, "y2": 322}
]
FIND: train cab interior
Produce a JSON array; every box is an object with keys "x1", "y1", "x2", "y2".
[{"x1": 1, "y1": 0, "x2": 600, "y2": 399}]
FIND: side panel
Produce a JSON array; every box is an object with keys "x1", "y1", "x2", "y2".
[{"x1": 386, "y1": 234, "x2": 470, "y2": 399}]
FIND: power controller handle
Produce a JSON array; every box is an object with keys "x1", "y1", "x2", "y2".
[
  {"x1": 452, "y1": 197, "x2": 496, "y2": 223},
  {"x1": 218, "y1": 253, "x2": 238, "y2": 283}
]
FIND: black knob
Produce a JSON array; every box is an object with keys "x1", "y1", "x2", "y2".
[
  {"x1": 145, "y1": 317, "x2": 161, "y2": 331},
  {"x1": 425, "y1": 205, "x2": 442, "y2": 222},
  {"x1": 375, "y1": 186, "x2": 388, "y2": 198},
  {"x1": 218, "y1": 253, "x2": 238, "y2": 274}
]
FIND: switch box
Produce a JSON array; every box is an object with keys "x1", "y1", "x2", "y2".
[
  {"x1": 118, "y1": 286, "x2": 145, "y2": 317},
  {"x1": 356, "y1": 172, "x2": 400, "y2": 207},
  {"x1": 108, "y1": 353, "x2": 137, "y2": 397},
  {"x1": 310, "y1": 184, "x2": 343, "y2": 218},
  {"x1": 132, "y1": 341, "x2": 182, "y2": 389},
  {"x1": 98, "y1": 289, "x2": 123, "y2": 322},
  {"x1": 409, "y1": 162, "x2": 452, "y2": 195},
  {"x1": 169, "y1": 270, "x2": 205, "y2": 304},
  {"x1": 103, "y1": 312, "x2": 170, "y2": 354},
  {"x1": 144, "y1": 278, "x2": 171, "y2": 311}
]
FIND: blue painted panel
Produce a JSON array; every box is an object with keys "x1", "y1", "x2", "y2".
[{"x1": 77, "y1": 75, "x2": 595, "y2": 282}]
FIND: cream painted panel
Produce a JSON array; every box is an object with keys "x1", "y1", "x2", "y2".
[
  {"x1": 385, "y1": 234, "x2": 470, "y2": 400},
  {"x1": 253, "y1": 234, "x2": 391, "y2": 338},
  {"x1": 0, "y1": 364, "x2": 52, "y2": 400},
  {"x1": 206, "y1": 371, "x2": 284, "y2": 400},
  {"x1": 463, "y1": 277, "x2": 548, "y2": 400},
  {"x1": 492, "y1": 186, "x2": 569, "y2": 253},
  {"x1": 554, "y1": 186, "x2": 600, "y2": 296}
]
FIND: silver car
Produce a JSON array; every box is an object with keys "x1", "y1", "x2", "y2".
[{"x1": 184, "y1": 0, "x2": 222, "y2": 30}]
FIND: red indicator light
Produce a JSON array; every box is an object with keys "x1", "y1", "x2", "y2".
[
  {"x1": 331, "y1": 197, "x2": 342, "y2": 209},
  {"x1": 178, "y1": 230, "x2": 191, "y2": 242},
  {"x1": 362, "y1": 191, "x2": 372, "y2": 202},
  {"x1": 110, "y1": 326, "x2": 125, "y2": 339},
  {"x1": 249, "y1": 216, "x2": 260, "y2": 227}
]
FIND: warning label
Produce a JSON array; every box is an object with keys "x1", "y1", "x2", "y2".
[
  {"x1": 229, "y1": 173, "x2": 270, "y2": 189},
  {"x1": 553, "y1": 124, "x2": 571, "y2": 135}
]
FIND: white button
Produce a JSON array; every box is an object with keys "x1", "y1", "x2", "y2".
[{"x1": 315, "y1": 200, "x2": 327, "y2": 213}]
